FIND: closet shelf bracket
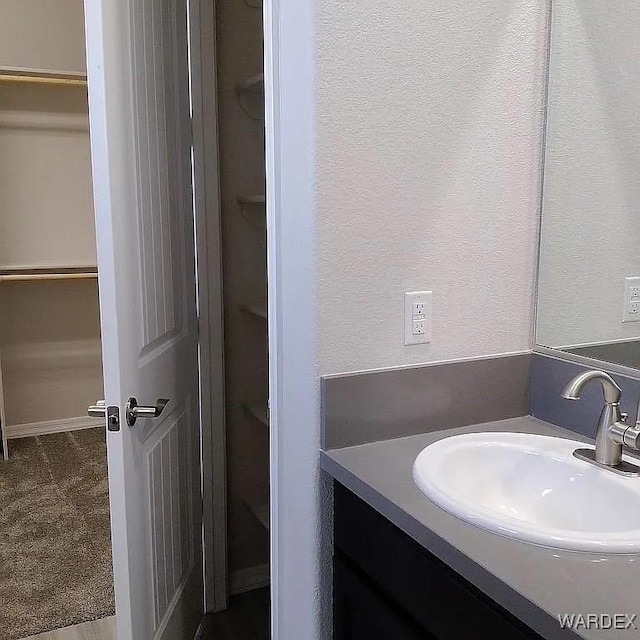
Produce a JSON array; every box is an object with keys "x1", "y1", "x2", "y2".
[{"x1": 236, "y1": 73, "x2": 264, "y2": 120}]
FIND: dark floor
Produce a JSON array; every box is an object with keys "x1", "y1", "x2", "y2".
[{"x1": 201, "y1": 587, "x2": 270, "y2": 640}]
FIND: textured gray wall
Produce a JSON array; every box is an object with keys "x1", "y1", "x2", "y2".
[{"x1": 323, "y1": 353, "x2": 531, "y2": 449}]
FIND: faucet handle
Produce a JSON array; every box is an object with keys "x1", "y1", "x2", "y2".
[
  {"x1": 610, "y1": 417, "x2": 640, "y2": 450},
  {"x1": 612, "y1": 403, "x2": 640, "y2": 450},
  {"x1": 621, "y1": 424, "x2": 640, "y2": 450}
]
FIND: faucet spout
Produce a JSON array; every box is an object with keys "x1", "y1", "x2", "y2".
[
  {"x1": 561, "y1": 370, "x2": 622, "y2": 405},
  {"x1": 560, "y1": 369, "x2": 640, "y2": 472}
]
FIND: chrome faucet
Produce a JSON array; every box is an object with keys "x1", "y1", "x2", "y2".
[{"x1": 562, "y1": 370, "x2": 640, "y2": 476}]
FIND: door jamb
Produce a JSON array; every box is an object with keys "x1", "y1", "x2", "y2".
[
  {"x1": 189, "y1": 0, "x2": 228, "y2": 613},
  {"x1": 264, "y1": 0, "x2": 319, "y2": 637}
]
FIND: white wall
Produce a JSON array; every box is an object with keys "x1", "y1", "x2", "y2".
[
  {"x1": 0, "y1": 87, "x2": 96, "y2": 270},
  {"x1": 317, "y1": 0, "x2": 548, "y2": 375},
  {"x1": 536, "y1": 0, "x2": 640, "y2": 349},
  {"x1": 270, "y1": 1, "x2": 549, "y2": 639},
  {"x1": 0, "y1": 280, "x2": 102, "y2": 425},
  {"x1": 0, "y1": 1, "x2": 102, "y2": 428},
  {"x1": 0, "y1": 0, "x2": 86, "y2": 73},
  {"x1": 0, "y1": 0, "x2": 95, "y2": 270}
]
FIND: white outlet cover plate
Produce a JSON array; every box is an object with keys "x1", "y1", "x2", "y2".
[
  {"x1": 405, "y1": 291, "x2": 432, "y2": 345},
  {"x1": 623, "y1": 277, "x2": 640, "y2": 323}
]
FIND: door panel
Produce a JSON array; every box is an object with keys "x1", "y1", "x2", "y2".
[
  {"x1": 132, "y1": 0, "x2": 189, "y2": 349},
  {"x1": 147, "y1": 404, "x2": 193, "y2": 628},
  {"x1": 85, "y1": 0, "x2": 203, "y2": 637}
]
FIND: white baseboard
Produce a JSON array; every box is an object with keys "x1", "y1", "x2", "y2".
[
  {"x1": 6, "y1": 415, "x2": 103, "y2": 439},
  {"x1": 229, "y1": 563, "x2": 270, "y2": 595}
]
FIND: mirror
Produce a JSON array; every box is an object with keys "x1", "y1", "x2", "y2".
[{"x1": 536, "y1": 1, "x2": 640, "y2": 369}]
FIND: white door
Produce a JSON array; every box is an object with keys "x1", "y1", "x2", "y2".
[{"x1": 84, "y1": 1, "x2": 203, "y2": 639}]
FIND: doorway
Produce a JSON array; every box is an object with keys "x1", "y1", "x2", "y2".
[
  {"x1": 192, "y1": 0, "x2": 270, "y2": 633},
  {"x1": 0, "y1": 1, "x2": 114, "y2": 639},
  {"x1": 0, "y1": 0, "x2": 271, "y2": 637}
]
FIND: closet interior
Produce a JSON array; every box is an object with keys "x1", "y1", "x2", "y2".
[
  {"x1": 0, "y1": 3, "x2": 113, "y2": 639},
  {"x1": 216, "y1": 0, "x2": 270, "y2": 597},
  {"x1": 0, "y1": 3, "x2": 103, "y2": 460}
]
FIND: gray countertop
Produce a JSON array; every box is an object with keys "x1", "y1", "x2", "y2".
[{"x1": 321, "y1": 416, "x2": 640, "y2": 640}]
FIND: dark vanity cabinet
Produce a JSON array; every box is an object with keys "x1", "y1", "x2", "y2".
[{"x1": 333, "y1": 482, "x2": 544, "y2": 640}]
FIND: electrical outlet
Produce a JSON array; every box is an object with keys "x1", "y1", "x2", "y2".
[
  {"x1": 412, "y1": 319, "x2": 426, "y2": 335},
  {"x1": 623, "y1": 277, "x2": 640, "y2": 323},
  {"x1": 412, "y1": 302, "x2": 426, "y2": 317},
  {"x1": 405, "y1": 291, "x2": 432, "y2": 345}
]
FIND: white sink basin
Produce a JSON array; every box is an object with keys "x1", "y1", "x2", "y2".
[{"x1": 413, "y1": 432, "x2": 640, "y2": 553}]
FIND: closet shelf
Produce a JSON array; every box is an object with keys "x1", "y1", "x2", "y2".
[
  {"x1": 236, "y1": 73, "x2": 264, "y2": 119},
  {"x1": 0, "y1": 266, "x2": 98, "y2": 282},
  {"x1": 245, "y1": 496, "x2": 270, "y2": 531},
  {"x1": 240, "y1": 303, "x2": 267, "y2": 320},
  {"x1": 242, "y1": 400, "x2": 269, "y2": 427},
  {"x1": 237, "y1": 195, "x2": 266, "y2": 205},
  {"x1": 0, "y1": 67, "x2": 87, "y2": 87},
  {"x1": 236, "y1": 72, "x2": 264, "y2": 93},
  {"x1": 237, "y1": 195, "x2": 266, "y2": 229}
]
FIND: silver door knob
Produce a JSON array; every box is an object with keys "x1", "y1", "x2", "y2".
[
  {"x1": 87, "y1": 400, "x2": 120, "y2": 431},
  {"x1": 126, "y1": 397, "x2": 169, "y2": 426},
  {"x1": 88, "y1": 399, "x2": 106, "y2": 417}
]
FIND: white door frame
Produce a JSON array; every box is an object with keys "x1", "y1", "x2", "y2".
[
  {"x1": 264, "y1": 0, "x2": 320, "y2": 638},
  {"x1": 189, "y1": 0, "x2": 228, "y2": 613},
  {"x1": 191, "y1": 0, "x2": 320, "y2": 629}
]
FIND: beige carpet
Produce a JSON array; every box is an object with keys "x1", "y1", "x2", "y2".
[{"x1": 0, "y1": 428, "x2": 115, "y2": 640}]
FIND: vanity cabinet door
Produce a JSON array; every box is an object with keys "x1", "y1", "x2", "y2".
[
  {"x1": 334, "y1": 554, "x2": 434, "y2": 640},
  {"x1": 334, "y1": 482, "x2": 544, "y2": 640}
]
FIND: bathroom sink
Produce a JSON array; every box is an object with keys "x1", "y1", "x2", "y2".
[{"x1": 412, "y1": 432, "x2": 640, "y2": 553}]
